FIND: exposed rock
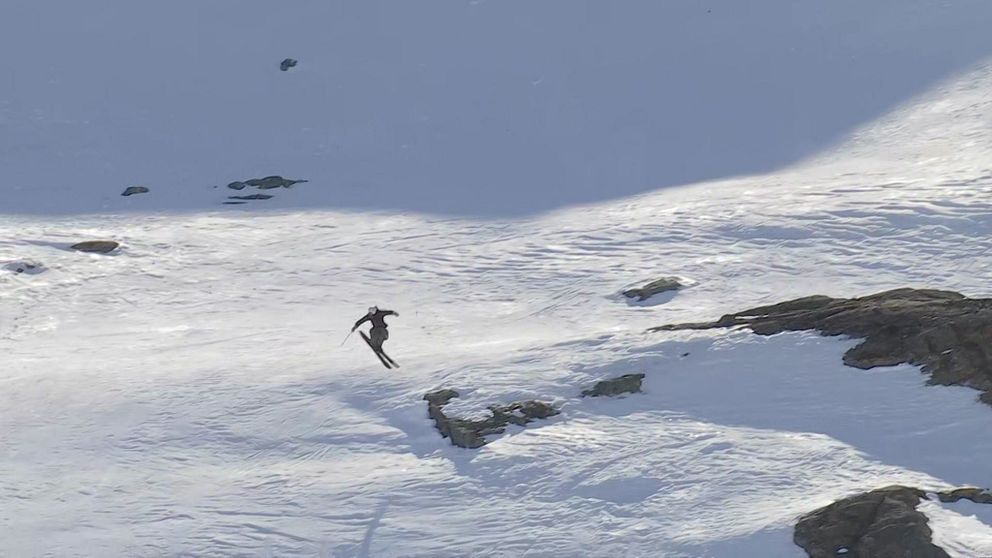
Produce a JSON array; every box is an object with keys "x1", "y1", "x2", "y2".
[
  {"x1": 424, "y1": 389, "x2": 558, "y2": 449},
  {"x1": 228, "y1": 194, "x2": 273, "y2": 201},
  {"x1": 654, "y1": 288, "x2": 992, "y2": 404},
  {"x1": 3, "y1": 261, "x2": 45, "y2": 275},
  {"x1": 794, "y1": 485, "x2": 948, "y2": 558},
  {"x1": 245, "y1": 175, "x2": 308, "y2": 189},
  {"x1": 581, "y1": 374, "x2": 645, "y2": 397},
  {"x1": 227, "y1": 176, "x2": 307, "y2": 191},
  {"x1": 121, "y1": 186, "x2": 149, "y2": 197},
  {"x1": 622, "y1": 277, "x2": 682, "y2": 301},
  {"x1": 70, "y1": 241, "x2": 119, "y2": 254},
  {"x1": 280, "y1": 58, "x2": 298, "y2": 71},
  {"x1": 936, "y1": 487, "x2": 992, "y2": 504},
  {"x1": 222, "y1": 201, "x2": 247, "y2": 205}
]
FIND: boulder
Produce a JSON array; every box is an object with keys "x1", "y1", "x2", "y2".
[
  {"x1": 581, "y1": 374, "x2": 645, "y2": 397},
  {"x1": 280, "y1": 58, "x2": 298, "y2": 71},
  {"x1": 655, "y1": 288, "x2": 992, "y2": 405},
  {"x1": 70, "y1": 241, "x2": 119, "y2": 254},
  {"x1": 228, "y1": 194, "x2": 273, "y2": 200},
  {"x1": 423, "y1": 389, "x2": 558, "y2": 449},
  {"x1": 794, "y1": 486, "x2": 948, "y2": 558}
]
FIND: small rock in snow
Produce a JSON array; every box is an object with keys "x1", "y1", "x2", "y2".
[
  {"x1": 936, "y1": 487, "x2": 992, "y2": 504},
  {"x1": 423, "y1": 389, "x2": 558, "y2": 449},
  {"x1": 70, "y1": 241, "x2": 120, "y2": 254},
  {"x1": 622, "y1": 277, "x2": 683, "y2": 301},
  {"x1": 582, "y1": 374, "x2": 645, "y2": 397},
  {"x1": 245, "y1": 176, "x2": 308, "y2": 189},
  {"x1": 121, "y1": 186, "x2": 149, "y2": 197},
  {"x1": 3, "y1": 261, "x2": 46, "y2": 274},
  {"x1": 280, "y1": 58, "x2": 298, "y2": 71}
]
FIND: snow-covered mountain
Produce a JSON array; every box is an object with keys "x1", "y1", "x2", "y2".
[{"x1": 4, "y1": 2, "x2": 992, "y2": 556}]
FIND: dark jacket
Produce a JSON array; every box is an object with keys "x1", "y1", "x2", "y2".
[{"x1": 354, "y1": 309, "x2": 397, "y2": 330}]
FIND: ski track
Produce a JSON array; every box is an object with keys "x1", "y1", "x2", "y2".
[{"x1": 6, "y1": 9, "x2": 992, "y2": 558}]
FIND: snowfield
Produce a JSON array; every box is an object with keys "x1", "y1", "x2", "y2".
[{"x1": 5, "y1": 2, "x2": 992, "y2": 557}]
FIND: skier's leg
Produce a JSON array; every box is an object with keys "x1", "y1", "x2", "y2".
[
  {"x1": 370, "y1": 327, "x2": 388, "y2": 352},
  {"x1": 369, "y1": 328, "x2": 398, "y2": 367}
]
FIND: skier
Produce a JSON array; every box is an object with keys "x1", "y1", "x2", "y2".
[{"x1": 351, "y1": 306, "x2": 399, "y2": 368}]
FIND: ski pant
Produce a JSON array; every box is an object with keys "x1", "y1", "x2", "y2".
[{"x1": 370, "y1": 327, "x2": 388, "y2": 350}]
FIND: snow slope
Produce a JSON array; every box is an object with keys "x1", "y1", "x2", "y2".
[{"x1": 5, "y1": 2, "x2": 992, "y2": 557}]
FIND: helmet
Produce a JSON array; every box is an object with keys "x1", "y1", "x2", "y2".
[{"x1": 368, "y1": 306, "x2": 378, "y2": 315}]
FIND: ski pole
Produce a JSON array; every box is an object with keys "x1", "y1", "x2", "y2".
[{"x1": 340, "y1": 329, "x2": 355, "y2": 347}]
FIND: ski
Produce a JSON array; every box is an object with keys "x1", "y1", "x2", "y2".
[
  {"x1": 360, "y1": 332, "x2": 393, "y2": 369},
  {"x1": 379, "y1": 349, "x2": 399, "y2": 368}
]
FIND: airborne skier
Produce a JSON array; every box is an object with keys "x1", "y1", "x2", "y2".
[{"x1": 351, "y1": 306, "x2": 399, "y2": 368}]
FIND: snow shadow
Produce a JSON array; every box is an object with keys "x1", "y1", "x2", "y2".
[
  {"x1": 3, "y1": 1, "x2": 992, "y2": 217},
  {"x1": 599, "y1": 331, "x2": 992, "y2": 489}
]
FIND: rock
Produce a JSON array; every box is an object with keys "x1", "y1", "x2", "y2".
[
  {"x1": 227, "y1": 176, "x2": 308, "y2": 191},
  {"x1": 121, "y1": 186, "x2": 149, "y2": 197},
  {"x1": 794, "y1": 486, "x2": 949, "y2": 558},
  {"x1": 622, "y1": 277, "x2": 683, "y2": 301},
  {"x1": 70, "y1": 241, "x2": 119, "y2": 254},
  {"x1": 228, "y1": 194, "x2": 273, "y2": 200},
  {"x1": 936, "y1": 487, "x2": 992, "y2": 504},
  {"x1": 244, "y1": 175, "x2": 308, "y2": 189},
  {"x1": 654, "y1": 288, "x2": 992, "y2": 404},
  {"x1": 423, "y1": 389, "x2": 558, "y2": 449},
  {"x1": 582, "y1": 374, "x2": 645, "y2": 397},
  {"x1": 280, "y1": 58, "x2": 298, "y2": 71},
  {"x1": 222, "y1": 201, "x2": 247, "y2": 205},
  {"x1": 3, "y1": 261, "x2": 45, "y2": 275}
]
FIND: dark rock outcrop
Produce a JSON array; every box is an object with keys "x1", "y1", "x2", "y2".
[
  {"x1": 794, "y1": 486, "x2": 948, "y2": 558},
  {"x1": 623, "y1": 277, "x2": 682, "y2": 301},
  {"x1": 228, "y1": 194, "x2": 273, "y2": 201},
  {"x1": 3, "y1": 261, "x2": 45, "y2": 274},
  {"x1": 70, "y1": 241, "x2": 119, "y2": 254},
  {"x1": 121, "y1": 186, "x2": 149, "y2": 197},
  {"x1": 936, "y1": 487, "x2": 992, "y2": 504},
  {"x1": 280, "y1": 58, "x2": 298, "y2": 71},
  {"x1": 227, "y1": 176, "x2": 307, "y2": 191},
  {"x1": 654, "y1": 288, "x2": 992, "y2": 404},
  {"x1": 424, "y1": 389, "x2": 558, "y2": 449},
  {"x1": 581, "y1": 374, "x2": 645, "y2": 397},
  {"x1": 246, "y1": 176, "x2": 307, "y2": 189}
]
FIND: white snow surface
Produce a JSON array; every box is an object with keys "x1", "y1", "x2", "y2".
[{"x1": 5, "y1": 2, "x2": 992, "y2": 557}]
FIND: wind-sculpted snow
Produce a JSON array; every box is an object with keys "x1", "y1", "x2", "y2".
[
  {"x1": 6, "y1": 5, "x2": 992, "y2": 556},
  {"x1": 6, "y1": 133, "x2": 992, "y2": 554}
]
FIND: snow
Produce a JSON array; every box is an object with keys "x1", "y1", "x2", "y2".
[{"x1": 5, "y1": 1, "x2": 992, "y2": 556}]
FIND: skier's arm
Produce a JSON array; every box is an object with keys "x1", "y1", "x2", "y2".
[
  {"x1": 352, "y1": 315, "x2": 371, "y2": 331},
  {"x1": 382, "y1": 310, "x2": 399, "y2": 317}
]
